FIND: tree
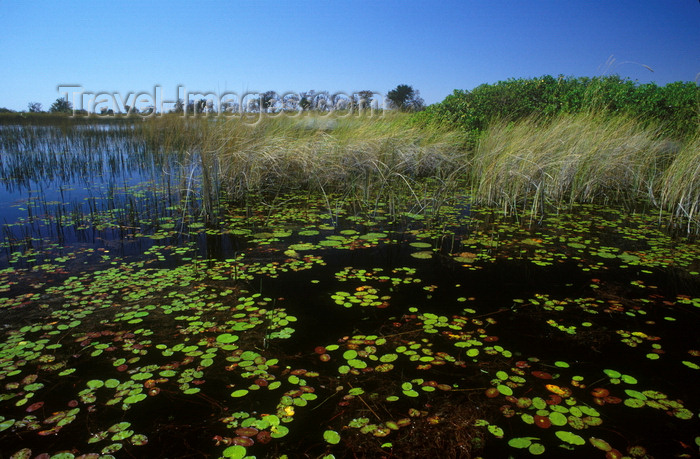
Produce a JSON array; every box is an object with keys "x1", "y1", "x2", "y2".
[
  {"x1": 195, "y1": 98, "x2": 207, "y2": 114},
  {"x1": 356, "y1": 90, "x2": 375, "y2": 110},
  {"x1": 49, "y1": 97, "x2": 73, "y2": 114},
  {"x1": 299, "y1": 93, "x2": 312, "y2": 111},
  {"x1": 28, "y1": 102, "x2": 43, "y2": 113},
  {"x1": 260, "y1": 91, "x2": 278, "y2": 113},
  {"x1": 387, "y1": 84, "x2": 424, "y2": 111},
  {"x1": 313, "y1": 92, "x2": 330, "y2": 111},
  {"x1": 281, "y1": 93, "x2": 299, "y2": 112},
  {"x1": 171, "y1": 99, "x2": 184, "y2": 114}
]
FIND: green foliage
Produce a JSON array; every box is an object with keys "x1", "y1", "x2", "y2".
[
  {"x1": 387, "y1": 84, "x2": 425, "y2": 111},
  {"x1": 27, "y1": 102, "x2": 43, "y2": 113},
  {"x1": 412, "y1": 75, "x2": 699, "y2": 141},
  {"x1": 49, "y1": 97, "x2": 73, "y2": 114}
]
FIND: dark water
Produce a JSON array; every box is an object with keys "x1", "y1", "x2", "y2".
[{"x1": 0, "y1": 124, "x2": 699, "y2": 459}]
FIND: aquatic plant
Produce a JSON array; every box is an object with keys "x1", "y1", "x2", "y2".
[
  {"x1": 470, "y1": 113, "x2": 672, "y2": 216},
  {"x1": 660, "y1": 131, "x2": 700, "y2": 229},
  {"x1": 1, "y1": 116, "x2": 700, "y2": 458}
]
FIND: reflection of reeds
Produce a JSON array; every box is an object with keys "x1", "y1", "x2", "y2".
[{"x1": 470, "y1": 113, "x2": 674, "y2": 216}]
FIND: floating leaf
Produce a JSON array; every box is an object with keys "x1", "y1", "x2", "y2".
[
  {"x1": 216, "y1": 333, "x2": 239, "y2": 344},
  {"x1": 555, "y1": 430, "x2": 585, "y2": 445},
  {"x1": 624, "y1": 389, "x2": 647, "y2": 400},
  {"x1": 508, "y1": 437, "x2": 538, "y2": 448},
  {"x1": 323, "y1": 429, "x2": 341, "y2": 444},
  {"x1": 123, "y1": 394, "x2": 146, "y2": 405},
  {"x1": 222, "y1": 445, "x2": 247, "y2": 459},
  {"x1": 589, "y1": 437, "x2": 612, "y2": 451},
  {"x1": 270, "y1": 425, "x2": 289, "y2": 438},
  {"x1": 497, "y1": 384, "x2": 513, "y2": 396},
  {"x1": 0, "y1": 419, "x2": 15, "y2": 432},
  {"x1": 487, "y1": 424, "x2": 504, "y2": 437},
  {"x1": 603, "y1": 369, "x2": 621, "y2": 379},
  {"x1": 131, "y1": 434, "x2": 148, "y2": 446},
  {"x1": 9, "y1": 448, "x2": 32, "y2": 459},
  {"x1": 549, "y1": 412, "x2": 568, "y2": 426}
]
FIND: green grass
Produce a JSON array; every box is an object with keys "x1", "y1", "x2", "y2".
[
  {"x1": 660, "y1": 131, "x2": 700, "y2": 229},
  {"x1": 33, "y1": 107, "x2": 694, "y2": 231},
  {"x1": 140, "y1": 113, "x2": 469, "y2": 218},
  {"x1": 468, "y1": 113, "x2": 674, "y2": 215}
]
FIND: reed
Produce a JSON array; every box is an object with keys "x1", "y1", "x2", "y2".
[
  {"x1": 165, "y1": 114, "x2": 470, "y2": 218},
  {"x1": 136, "y1": 110, "x2": 699, "y2": 230},
  {"x1": 469, "y1": 113, "x2": 673, "y2": 215},
  {"x1": 660, "y1": 132, "x2": 700, "y2": 229}
]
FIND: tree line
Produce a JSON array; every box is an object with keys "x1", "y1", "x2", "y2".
[{"x1": 2, "y1": 85, "x2": 425, "y2": 116}]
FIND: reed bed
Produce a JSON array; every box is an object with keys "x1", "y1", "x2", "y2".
[
  {"x1": 660, "y1": 132, "x2": 700, "y2": 229},
  {"x1": 136, "y1": 111, "x2": 699, "y2": 230},
  {"x1": 141, "y1": 114, "x2": 469, "y2": 218},
  {"x1": 469, "y1": 113, "x2": 676, "y2": 215}
]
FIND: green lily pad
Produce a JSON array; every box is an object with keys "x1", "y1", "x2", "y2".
[
  {"x1": 508, "y1": 437, "x2": 538, "y2": 448},
  {"x1": 123, "y1": 394, "x2": 146, "y2": 405},
  {"x1": 555, "y1": 430, "x2": 585, "y2": 445},
  {"x1": 323, "y1": 429, "x2": 341, "y2": 444},
  {"x1": 270, "y1": 425, "x2": 289, "y2": 438},
  {"x1": 496, "y1": 384, "x2": 513, "y2": 396},
  {"x1": 222, "y1": 445, "x2": 247, "y2": 458},
  {"x1": 0, "y1": 419, "x2": 15, "y2": 432},
  {"x1": 216, "y1": 333, "x2": 239, "y2": 344}
]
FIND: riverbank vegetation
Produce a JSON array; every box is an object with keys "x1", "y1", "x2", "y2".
[
  {"x1": 2, "y1": 75, "x2": 698, "y2": 230},
  {"x1": 131, "y1": 75, "x2": 700, "y2": 231},
  {"x1": 1, "y1": 76, "x2": 699, "y2": 458}
]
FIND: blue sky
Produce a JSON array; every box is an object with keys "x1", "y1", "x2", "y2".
[{"x1": 0, "y1": 0, "x2": 698, "y2": 112}]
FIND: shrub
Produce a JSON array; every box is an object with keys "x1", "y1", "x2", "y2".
[{"x1": 412, "y1": 75, "x2": 699, "y2": 141}]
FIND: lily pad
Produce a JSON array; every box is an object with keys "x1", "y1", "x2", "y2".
[{"x1": 323, "y1": 429, "x2": 341, "y2": 444}]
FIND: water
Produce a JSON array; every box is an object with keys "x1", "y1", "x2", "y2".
[{"x1": 0, "y1": 123, "x2": 698, "y2": 459}]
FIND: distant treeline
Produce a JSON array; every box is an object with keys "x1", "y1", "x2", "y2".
[{"x1": 412, "y1": 75, "x2": 700, "y2": 140}]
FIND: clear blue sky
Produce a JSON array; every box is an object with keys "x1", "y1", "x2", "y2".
[{"x1": 0, "y1": 0, "x2": 698, "y2": 112}]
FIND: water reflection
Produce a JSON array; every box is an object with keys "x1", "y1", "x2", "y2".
[{"x1": 0, "y1": 123, "x2": 185, "y2": 265}]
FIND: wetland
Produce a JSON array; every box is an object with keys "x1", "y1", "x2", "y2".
[{"x1": 0, "y1": 113, "x2": 699, "y2": 459}]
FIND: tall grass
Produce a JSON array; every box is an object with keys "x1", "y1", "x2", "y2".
[
  {"x1": 141, "y1": 114, "x2": 469, "y2": 220},
  {"x1": 137, "y1": 110, "x2": 699, "y2": 231},
  {"x1": 469, "y1": 113, "x2": 674, "y2": 215},
  {"x1": 660, "y1": 132, "x2": 700, "y2": 230}
]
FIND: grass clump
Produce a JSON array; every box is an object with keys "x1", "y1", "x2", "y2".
[
  {"x1": 146, "y1": 113, "x2": 469, "y2": 219},
  {"x1": 660, "y1": 132, "x2": 700, "y2": 229},
  {"x1": 469, "y1": 113, "x2": 673, "y2": 215}
]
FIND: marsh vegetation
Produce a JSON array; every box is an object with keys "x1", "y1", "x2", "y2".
[{"x1": 0, "y1": 76, "x2": 699, "y2": 458}]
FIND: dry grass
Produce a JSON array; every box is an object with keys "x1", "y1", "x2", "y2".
[
  {"x1": 660, "y1": 132, "x2": 700, "y2": 229},
  {"x1": 470, "y1": 113, "x2": 674, "y2": 214},
  {"x1": 177, "y1": 114, "x2": 470, "y2": 218},
  {"x1": 139, "y1": 111, "x2": 700, "y2": 230}
]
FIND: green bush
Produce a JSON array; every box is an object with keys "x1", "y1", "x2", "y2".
[{"x1": 412, "y1": 75, "x2": 699, "y2": 141}]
